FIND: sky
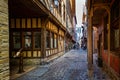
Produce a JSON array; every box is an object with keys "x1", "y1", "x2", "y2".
[{"x1": 76, "y1": 0, "x2": 85, "y2": 27}]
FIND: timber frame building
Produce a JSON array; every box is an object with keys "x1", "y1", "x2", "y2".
[
  {"x1": 0, "y1": 0, "x2": 76, "y2": 79},
  {"x1": 86, "y1": 0, "x2": 120, "y2": 79}
]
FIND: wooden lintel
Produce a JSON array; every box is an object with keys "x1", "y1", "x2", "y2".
[{"x1": 92, "y1": 3, "x2": 110, "y2": 7}]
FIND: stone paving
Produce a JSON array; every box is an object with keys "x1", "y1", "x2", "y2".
[{"x1": 14, "y1": 49, "x2": 111, "y2": 80}]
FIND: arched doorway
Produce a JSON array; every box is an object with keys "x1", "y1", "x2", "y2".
[{"x1": 92, "y1": 7, "x2": 110, "y2": 67}]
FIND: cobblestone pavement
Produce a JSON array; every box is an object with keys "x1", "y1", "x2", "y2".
[{"x1": 15, "y1": 49, "x2": 111, "y2": 80}]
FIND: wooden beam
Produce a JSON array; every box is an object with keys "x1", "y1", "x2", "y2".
[
  {"x1": 110, "y1": 0, "x2": 115, "y2": 7},
  {"x1": 92, "y1": 3, "x2": 110, "y2": 7}
]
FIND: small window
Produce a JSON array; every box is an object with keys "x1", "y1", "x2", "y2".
[
  {"x1": 13, "y1": 32, "x2": 21, "y2": 49},
  {"x1": 51, "y1": 33, "x2": 54, "y2": 48},
  {"x1": 24, "y1": 32, "x2": 32, "y2": 48},
  {"x1": 46, "y1": 31, "x2": 50, "y2": 48},
  {"x1": 34, "y1": 32, "x2": 41, "y2": 48},
  {"x1": 54, "y1": 0, "x2": 59, "y2": 7},
  {"x1": 54, "y1": 34, "x2": 57, "y2": 48},
  {"x1": 59, "y1": 2, "x2": 61, "y2": 15},
  {"x1": 114, "y1": 29, "x2": 119, "y2": 48},
  {"x1": 63, "y1": 5, "x2": 65, "y2": 21}
]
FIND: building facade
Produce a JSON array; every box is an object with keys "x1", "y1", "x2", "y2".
[
  {"x1": 65, "y1": 0, "x2": 77, "y2": 51},
  {"x1": 86, "y1": 0, "x2": 120, "y2": 79},
  {"x1": 0, "y1": 0, "x2": 76, "y2": 79}
]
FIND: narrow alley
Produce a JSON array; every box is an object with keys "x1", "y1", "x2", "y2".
[
  {"x1": 0, "y1": 0, "x2": 120, "y2": 80},
  {"x1": 13, "y1": 49, "x2": 111, "y2": 80}
]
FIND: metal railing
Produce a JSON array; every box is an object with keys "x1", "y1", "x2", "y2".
[{"x1": 14, "y1": 48, "x2": 24, "y2": 73}]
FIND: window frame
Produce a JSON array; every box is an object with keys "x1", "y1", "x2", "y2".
[
  {"x1": 11, "y1": 29, "x2": 41, "y2": 51},
  {"x1": 33, "y1": 31, "x2": 41, "y2": 49},
  {"x1": 46, "y1": 30, "x2": 51, "y2": 49},
  {"x1": 53, "y1": 33, "x2": 58, "y2": 48},
  {"x1": 12, "y1": 32, "x2": 21, "y2": 49}
]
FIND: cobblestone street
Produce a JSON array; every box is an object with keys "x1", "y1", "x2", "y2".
[{"x1": 14, "y1": 49, "x2": 111, "y2": 80}]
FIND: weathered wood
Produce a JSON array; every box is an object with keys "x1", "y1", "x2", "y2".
[
  {"x1": 0, "y1": 0, "x2": 9, "y2": 79},
  {"x1": 87, "y1": 9, "x2": 93, "y2": 80}
]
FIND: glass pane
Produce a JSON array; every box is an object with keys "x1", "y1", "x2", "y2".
[
  {"x1": 13, "y1": 32, "x2": 21, "y2": 49},
  {"x1": 54, "y1": 34, "x2": 57, "y2": 48},
  {"x1": 51, "y1": 33, "x2": 54, "y2": 48},
  {"x1": 34, "y1": 32, "x2": 41, "y2": 48},
  {"x1": 115, "y1": 29, "x2": 119, "y2": 48},
  {"x1": 24, "y1": 32, "x2": 32, "y2": 48},
  {"x1": 46, "y1": 31, "x2": 50, "y2": 48},
  {"x1": 54, "y1": 39, "x2": 57, "y2": 48},
  {"x1": 13, "y1": 32, "x2": 20, "y2": 35}
]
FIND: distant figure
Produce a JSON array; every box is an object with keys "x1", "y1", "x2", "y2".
[
  {"x1": 72, "y1": 42, "x2": 79, "y2": 49},
  {"x1": 81, "y1": 37, "x2": 87, "y2": 50}
]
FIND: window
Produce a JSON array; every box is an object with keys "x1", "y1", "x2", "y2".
[
  {"x1": 110, "y1": 28, "x2": 120, "y2": 50},
  {"x1": 114, "y1": 29, "x2": 119, "y2": 48},
  {"x1": 46, "y1": 31, "x2": 50, "y2": 48},
  {"x1": 34, "y1": 32, "x2": 41, "y2": 48},
  {"x1": 54, "y1": 34, "x2": 57, "y2": 48},
  {"x1": 24, "y1": 32, "x2": 32, "y2": 48},
  {"x1": 54, "y1": 0, "x2": 59, "y2": 8},
  {"x1": 51, "y1": 33, "x2": 54, "y2": 48},
  {"x1": 59, "y1": 36, "x2": 63, "y2": 51},
  {"x1": 12, "y1": 30, "x2": 41, "y2": 51},
  {"x1": 13, "y1": 32, "x2": 21, "y2": 49},
  {"x1": 110, "y1": 0, "x2": 120, "y2": 51},
  {"x1": 59, "y1": 2, "x2": 61, "y2": 15},
  {"x1": 63, "y1": 5, "x2": 65, "y2": 21}
]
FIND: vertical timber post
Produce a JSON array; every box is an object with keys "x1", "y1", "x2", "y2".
[
  {"x1": 87, "y1": 8, "x2": 93, "y2": 80},
  {"x1": 18, "y1": 52, "x2": 24, "y2": 73},
  {"x1": 41, "y1": 18, "x2": 48, "y2": 65}
]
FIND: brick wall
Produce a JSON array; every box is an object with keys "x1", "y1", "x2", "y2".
[{"x1": 0, "y1": 0, "x2": 9, "y2": 80}]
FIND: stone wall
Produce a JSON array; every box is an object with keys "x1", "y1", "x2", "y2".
[{"x1": 0, "y1": 0, "x2": 9, "y2": 80}]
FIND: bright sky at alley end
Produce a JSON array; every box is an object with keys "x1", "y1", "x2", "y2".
[{"x1": 76, "y1": 0, "x2": 85, "y2": 27}]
